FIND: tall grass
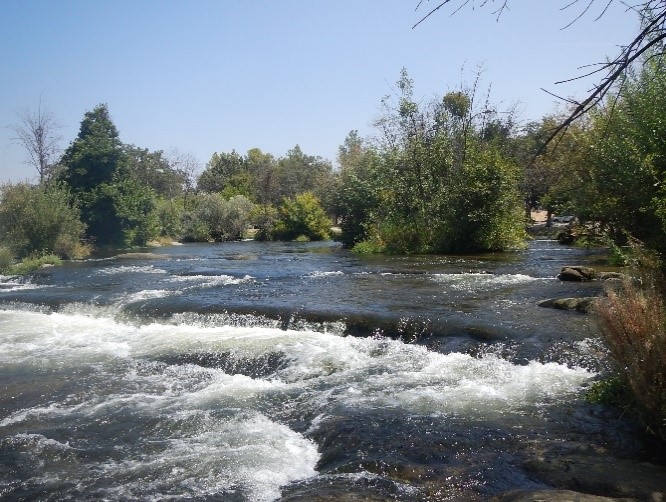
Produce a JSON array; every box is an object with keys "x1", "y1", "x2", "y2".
[{"x1": 595, "y1": 268, "x2": 666, "y2": 439}]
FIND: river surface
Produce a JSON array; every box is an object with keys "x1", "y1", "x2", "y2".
[{"x1": 0, "y1": 239, "x2": 661, "y2": 500}]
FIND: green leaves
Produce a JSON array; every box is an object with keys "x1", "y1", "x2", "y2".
[
  {"x1": 342, "y1": 70, "x2": 525, "y2": 254},
  {"x1": 273, "y1": 192, "x2": 331, "y2": 242},
  {"x1": 0, "y1": 183, "x2": 86, "y2": 259}
]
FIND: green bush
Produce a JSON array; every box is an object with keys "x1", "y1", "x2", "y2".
[
  {"x1": 156, "y1": 197, "x2": 185, "y2": 239},
  {"x1": 0, "y1": 247, "x2": 14, "y2": 273},
  {"x1": 586, "y1": 376, "x2": 635, "y2": 410},
  {"x1": 251, "y1": 204, "x2": 279, "y2": 241},
  {"x1": 9, "y1": 254, "x2": 62, "y2": 275},
  {"x1": 272, "y1": 192, "x2": 331, "y2": 241},
  {"x1": 179, "y1": 193, "x2": 256, "y2": 242},
  {"x1": 0, "y1": 183, "x2": 87, "y2": 259}
]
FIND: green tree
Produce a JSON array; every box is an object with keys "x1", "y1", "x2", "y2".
[
  {"x1": 512, "y1": 114, "x2": 592, "y2": 223},
  {"x1": 275, "y1": 145, "x2": 333, "y2": 204},
  {"x1": 197, "y1": 151, "x2": 246, "y2": 194},
  {"x1": 184, "y1": 193, "x2": 255, "y2": 242},
  {"x1": 59, "y1": 104, "x2": 123, "y2": 192},
  {"x1": 358, "y1": 69, "x2": 525, "y2": 253},
  {"x1": 103, "y1": 178, "x2": 159, "y2": 247},
  {"x1": 335, "y1": 131, "x2": 382, "y2": 248},
  {"x1": 0, "y1": 183, "x2": 86, "y2": 259},
  {"x1": 125, "y1": 145, "x2": 186, "y2": 198},
  {"x1": 58, "y1": 104, "x2": 126, "y2": 245},
  {"x1": 273, "y1": 192, "x2": 331, "y2": 241},
  {"x1": 583, "y1": 56, "x2": 666, "y2": 252},
  {"x1": 220, "y1": 195, "x2": 255, "y2": 240},
  {"x1": 58, "y1": 104, "x2": 160, "y2": 248}
]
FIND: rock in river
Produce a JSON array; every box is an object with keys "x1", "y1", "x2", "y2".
[
  {"x1": 558, "y1": 266, "x2": 597, "y2": 282},
  {"x1": 537, "y1": 297, "x2": 597, "y2": 313}
]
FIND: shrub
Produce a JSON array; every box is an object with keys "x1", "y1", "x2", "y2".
[
  {"x1": 9, "y1": 254, "x2": 62, "y2": 275},
  {"x1": 0, "y1": 247, "x2": 14, "y2": 273},
  {"x1": 103, "y1": 179, "x2": 160, "y2": 248},
  {"x1": 272, "y1": 192, "x2": 331, "y2": 241},
  {"x1": 179, "y1": 194, "x2": 255, "y2": 242},
  {"x1": 251, "y1": 204, "x2": 279, "y2": 241},
  {"x1": 0, "y1": 183, "x2": 87, "y2": 259},
  {"x1": 594, "y1": 268, "x2": 666, "y2": 439},
  {"x1": 352, "y1": 237, "x2": 385, "y2": 254},
  {"x1": 156, "y1": 197, "x2": 184, "y2": 239}
]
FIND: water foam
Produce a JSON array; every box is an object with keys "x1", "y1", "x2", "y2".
[
  {"x1": 431, "y1": 272, "x2": 542, "y2": 291},
  {"x1": 167, "y1": 274, "x2": 253, "y2": 289},
  {"x1": 0, "y1": 307, "x2": 594, "y2": 499},
  {"x1": 305, "y1": 271, "x2": 344, "y2": 279},
  {"x1": 96, "y1": 265, "x2": 167, "y2": 275},
  {"x1": 0, "y1": 275, "x2": 48, "y2": 292}
]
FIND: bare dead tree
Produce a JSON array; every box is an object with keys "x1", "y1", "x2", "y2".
[
  {"x1": 166, "y1": 148, "x2": 200, "y2": 208},
  {"x1": 414, "y1": 1, "x2": 666, "y2": 151},
  {"x1": 11, "y1": 100, "x2": 63, "y2": 184}
]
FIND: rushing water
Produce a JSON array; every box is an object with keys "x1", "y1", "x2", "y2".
[{"x1": 0, "y1": 239, "x2": 659, "y2": 500}]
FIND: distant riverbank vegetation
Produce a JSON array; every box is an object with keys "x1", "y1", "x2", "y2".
[
  {"x1": 3, "y1": 45, "x2": 666, "y2": 266},
  {"x1": 3, "y1": 51, "x2": 666, "y2": 262}
]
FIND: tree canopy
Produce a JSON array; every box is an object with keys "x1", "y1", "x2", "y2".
[{"x1": 414, "y1": 1, "x2": 666, "y2": 146}]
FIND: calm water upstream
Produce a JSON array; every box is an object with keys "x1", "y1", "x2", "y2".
[{"x1": 0, "y1": 239, "x2": 661, "y2": 500}]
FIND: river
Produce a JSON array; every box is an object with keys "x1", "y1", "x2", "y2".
[{"x1": 0, "y1": 238, "x2": 663, "y2": 500}]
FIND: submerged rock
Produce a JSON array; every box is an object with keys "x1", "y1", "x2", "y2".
[
  {"x1": 495, "y1": 489, "x2": 637, "y2": 501},
  {"x1": 537, "y1": 297, "x2": 597, "y2": 313},
  {"x1": 521, "y1": 446, "x2": 666, "y2": 501}
]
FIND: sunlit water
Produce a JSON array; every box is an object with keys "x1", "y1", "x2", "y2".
[{"x1": 0, "y1": 240, "x2": 646, "y2": 500}]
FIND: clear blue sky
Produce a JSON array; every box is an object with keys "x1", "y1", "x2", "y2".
[{"x1": 1, "y1": 0, "x2": 638, "y2": 183}]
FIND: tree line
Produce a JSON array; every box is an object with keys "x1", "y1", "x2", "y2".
[{"x1": 3, "y1": 42, "x2": 666, "y2": 263}]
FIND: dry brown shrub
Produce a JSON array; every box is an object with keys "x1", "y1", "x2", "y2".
[{"x1": 595, "y1": 270, "x2": 666, "y2": 438}]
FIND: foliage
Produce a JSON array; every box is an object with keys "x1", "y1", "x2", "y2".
[
  {"x1": 155, "y1": 197, "x2": 185, "y2": 239},
  {"x1": 181, "y1": 194, "x2": 255, "y2": 242},
  {"x1": 125, "y1": 145, "x2": 187, "y2": 198},
  {"x1": 586, "y1": 375, "x2": 636, "y2": 411},
  {"x1": 6, "y1": 254, "x2": 62, "y2": 275},
  {"x1": 197, "y1": 147, "x2": 337, "y2": 217},
  {"x1": 58, "y1": 104, "x2": 169, "y2": 248},
  {"x1": 346, "y1": 69, "x2": 525, "y2": 254},
  {"x1": 583, "y1": 58, "x2": 666, "y2": 253},
  {"x1": 335, "y1": 131, "x2": 382, "y2": 248},
  {"x1": 198, "y1": 151, "x2": 247, "y2": 194},
  {"x1": 58, "y1": 104, "x2": 126, "y2": 246},
  {"x1": 58, "y1": 104, "x2": 123, "y2": 193},
  {"x1": 274, "y1": 145, "x2": 333, "y2": 204},
  {"x1": 0, "y1": 183, "x2": 87, "y2": 259},
  {"x1": 0, "y1": 247, "x2": 13, "y2": 272},
  {"x1": 594, "y1": 267, "x2": 666, "y2": 439},
  {"x1": 251, "y1": 203, "x2": 279, "y2": 241},
  {"x1": 102, "y1": 177, "x2": 160, "y2": 247},
  {"x1": 273, "y1": 192, "x2": 331, "y2": 241},
  {"x1": 219, "y1": 195, "x2": 255, "y2": 240}
]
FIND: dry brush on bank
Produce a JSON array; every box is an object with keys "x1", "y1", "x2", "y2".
[{"x1": 595, "y1": 272, "x2": 666, "y2": 439}]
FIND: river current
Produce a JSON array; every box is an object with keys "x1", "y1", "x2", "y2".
[{"x1": 0, "y1": 239, "x2": 658, "y2": 500}]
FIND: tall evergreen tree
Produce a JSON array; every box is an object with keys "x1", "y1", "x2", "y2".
[{"x1": 58, "y1": 104, "x2": 158, "y2": 247}]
